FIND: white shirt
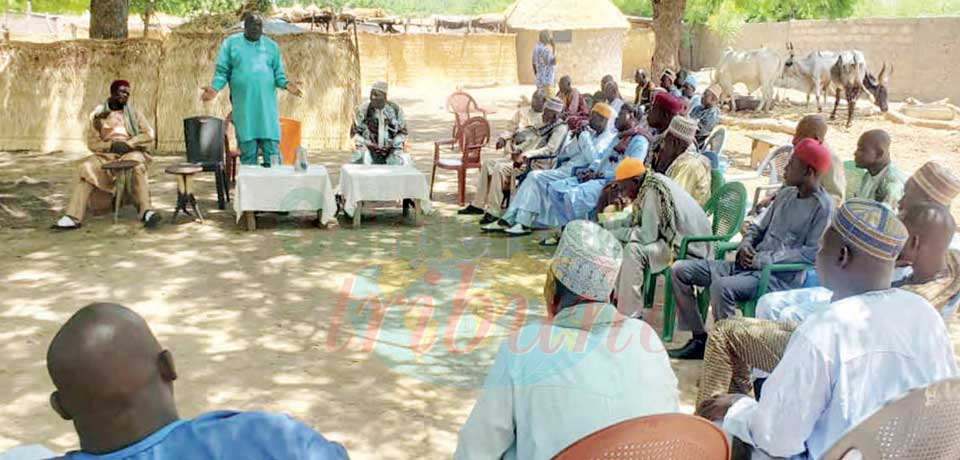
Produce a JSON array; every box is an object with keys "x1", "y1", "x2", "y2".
[
  {"x1": 724, "y1": 288, "x2": 958, "y2": 459},
  {"x1": 454, "y1": 303, "x2": 678, "y2": 460}
]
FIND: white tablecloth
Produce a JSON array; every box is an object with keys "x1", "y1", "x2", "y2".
[
  {"x1": 234, "y1": 165, "x2": 337, "y2": 224},
  {"x1": 338, "y1": 164, "x2": 432, "y2": 215}
]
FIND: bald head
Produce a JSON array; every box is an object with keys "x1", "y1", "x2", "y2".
[
  {"x1": 793, "y1": 115, "x2": 828, "y2": 144},
  {"x1": 854, "y1": 129, "x2": 892, "y2": 172},
  {"x1": 48, "y1": 303, "x2": 178, "y2": 453},
  {"x1": 898, "y1": 202, "x2": 956, "y2": 279}
]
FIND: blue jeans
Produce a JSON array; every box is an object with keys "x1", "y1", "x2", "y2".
[{"x1": 239, "y1": 139, "x2": 280, "y2": 165}]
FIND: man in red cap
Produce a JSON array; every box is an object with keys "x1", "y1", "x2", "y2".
[
  {"x1": 668, "y1": 138, "x2": 834, "y2": 360},
  {"x1": 645, "y1": 92, "x2": 685, "y2": 136},
  {"x1": 56, "y1": 79, "x2": 159, "y2": 229}
]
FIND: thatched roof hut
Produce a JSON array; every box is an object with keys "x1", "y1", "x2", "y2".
[{"x1": 504, "y1": 0, "x2": 629, "y2": 87}]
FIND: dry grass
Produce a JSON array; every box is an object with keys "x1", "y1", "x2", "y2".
[
  {"x1": 0, "y1": 33, "x2": 360, "y2": 153},
  {"x1": 157, "y1": 32, "x2": 360, "y2": 152},
  {"x1": 358, "y1": 33, "x2": 518, "y2": 88},
  {"x1": 0, "y1": 39, "x2": 162, "y2": 152}
]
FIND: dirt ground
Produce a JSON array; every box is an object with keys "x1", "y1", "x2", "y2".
[{"x1": 2, "y1": 82, "x2": 959, "y2": 459}]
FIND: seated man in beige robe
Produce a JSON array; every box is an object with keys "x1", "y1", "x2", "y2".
[
  {"x1": 56, "y1": 80, "x2": 158, "y2": 229},
  {"x1": 651, "y1": 116, "x2": 712, "y2": 206},
  {"x1": 459, "y1": 89, "x2": 546, "y2": 221}
]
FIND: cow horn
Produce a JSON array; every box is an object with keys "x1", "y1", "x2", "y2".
[{"x1": 878, "y1": 62, "x2": 887, "y2": 85}]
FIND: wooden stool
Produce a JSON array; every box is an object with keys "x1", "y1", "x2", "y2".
[
  {"x1": 165, "y1": 163, "x2": 204, "y2": 224},
  {"x1": 101, "y1": 159, "x2": 140, "y2": 224}
]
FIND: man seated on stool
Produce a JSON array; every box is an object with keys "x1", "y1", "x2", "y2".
[
  {"x1": 55, "y1": 80, "x2": 160, "y2": 230},
  {"x1": 46, "y1": 303, "x2": 348, "y2": 459},
  {"x1": 698, "y1": 201, "x2": 957, "y2": 460},
  {"x1": 351, "y1": 81, "x2": 408, "y2": 166}
]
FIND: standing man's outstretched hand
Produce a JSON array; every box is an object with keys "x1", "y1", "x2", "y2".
[
  {"x1": 201, "y1": 86, "x2": 218, "y2": 102},
  {"x1": 287, "y1": 81, "x2": 304, "y2": 97}
]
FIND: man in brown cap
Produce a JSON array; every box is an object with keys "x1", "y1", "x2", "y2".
[{"x1": 900, "y1": 161, "x2": 960, "y2": 211}]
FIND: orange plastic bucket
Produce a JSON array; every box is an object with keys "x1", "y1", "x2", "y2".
[{"x1": 279, "y1": 117, "x2": 301, "y2": 164}]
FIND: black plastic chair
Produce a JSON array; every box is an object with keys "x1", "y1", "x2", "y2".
[{"x1": 183, "y1": 116, "x2": 228, "y2": 209}]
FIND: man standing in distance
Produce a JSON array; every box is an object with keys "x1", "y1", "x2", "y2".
[
  {"x1": 202, "y1": 12, "x2": 303, "y2": 166},
  {"x1": 532, "y1": 31, "x2": 557, "y2": 98}
]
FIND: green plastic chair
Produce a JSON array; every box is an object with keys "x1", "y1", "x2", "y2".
[
  {"x1": 709, "y1": 168, "x2": 725, "y2": 210},
  {"x1": 712, "y1": 241, "x2": 812, "y2": 317},
  {"x1": 642, "y1": 180, "x2": 747, "y2": 342}
]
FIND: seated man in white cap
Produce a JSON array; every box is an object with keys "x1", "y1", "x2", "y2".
[
  {"x1": 536, "y1": 103, "x2": 651, "y2": 245},
  {"x1": 689, "y1": 84, "x2": 722, "y2": 151},
  {"x1": 350, "y1": 81, "x2": 408, "y2": 165},
  {"x1": 698, "y1": 199, "x2": 958, "y2": 460},
  {"x1": 459, "y1": 92, "x2": 565, "y2": 224},
  {"x1": 454, "y1": 220, "x2": 678, "y2": 460},
  {"x1": 482, "y1": 103, "x2": 612, "y2": 236},
  {"x1": 651, "y1": 115, "x2": 713, "y2": 206}
]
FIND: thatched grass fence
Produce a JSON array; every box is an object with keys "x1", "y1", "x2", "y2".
[
  {"x1": 357, "y1": 32, "x2": 517, "y2": 88},
  {"x1": 0, "y1": 32, "x2": 360, "y2": 153}
]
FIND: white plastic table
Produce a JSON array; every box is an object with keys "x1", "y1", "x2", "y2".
[
  {"x1": 338, "y1": 164, "x2": 431, "y2": 228},
  {"x1": 234, "y1": 164, "x2": 337, "y2": 230}
]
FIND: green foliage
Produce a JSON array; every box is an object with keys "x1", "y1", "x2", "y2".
[
  {"x1": 853, "y1": 0, "x2": 960, "y2": 17},
  {"x1": 705, "y1": 0, "x2": 745, "y2": 43},
  {"x1": 611, "y1": 0, "x2": 653, "y2": 16},
  {"x1": 7, "y1": 0, "x2": 960, "y2": 20}
]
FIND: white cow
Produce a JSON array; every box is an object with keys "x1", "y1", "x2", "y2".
[
  {"x1": 782, "y1": 43, "x2": 837, "y2": 112},
  {"x1": 714, "y1": 47, "x2": 783, "y2": 112}
]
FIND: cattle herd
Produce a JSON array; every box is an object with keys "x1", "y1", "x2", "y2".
[{"x1": 714, "y1": 43, "x2": 890, "y2": 127}]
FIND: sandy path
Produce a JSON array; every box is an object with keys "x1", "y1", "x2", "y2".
[{"x1": 1, "y1": 82, "x2": 958, "y2": 458}]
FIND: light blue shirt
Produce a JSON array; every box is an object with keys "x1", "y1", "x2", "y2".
[
  {"x1": 595, "y1": 98, "x2": 624, "y2": 154},
  {"x1": 724, "y1": 289, "x2": 958, "y2": 459},
  {"x1": 591, "y1": 135, "x2": 649, "y2": 180},
  {"x1": 62, "y1": 411, "x2": 348, "y2": 460},
  {"x1": 532, "y1": 43, "x2": 555, "y2": 88},
  {"x1": 454, "y1": 303, "x2": 679, "y2": 460}
]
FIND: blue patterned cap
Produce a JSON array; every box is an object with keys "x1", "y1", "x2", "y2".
[
  {"x1": 549, "y1": 220, "x2": 623, "y2": 302},
  {"x1": 834, "y1": 199, "x2": 908, "y2": 261}
]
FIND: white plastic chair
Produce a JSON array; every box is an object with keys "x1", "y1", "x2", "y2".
[
  {"x1": 823, "y1": 377, "x2": 960, "y2": 460},
  {"x1": 704, "y1": 126, "x2": 727, "y2": 157},
  {"x1": 726, "y1": 144, "x2": 793, "y2": 211}
]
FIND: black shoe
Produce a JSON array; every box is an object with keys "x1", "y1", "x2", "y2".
[
  {"x1": 479, "y1": 213, "x2": 498, "y2": 225},
  {"x1": 143, "y1": 211, "x2": 162, "y2": 229},
  {"x1": 668, "y1": 337, "x2": 707, "y2": 360},
  {"x1": 458, "y1": 204, "x2": 485, "y2": 215}
]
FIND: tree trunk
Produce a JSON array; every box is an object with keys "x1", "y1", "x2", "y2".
[
  {"x1": 90, "y1": 0, "x2": 129, "y2": 40},
  {"x1": 651, "y1": 0, "x2": 686, "y2": 79},
  {"x1": 142, "y1": 1, "x2": 154, "y2": 39}
]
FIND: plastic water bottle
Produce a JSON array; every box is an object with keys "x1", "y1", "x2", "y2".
[{"x1": 294, "y1": 147, "x2": 309, "y2": 173}]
